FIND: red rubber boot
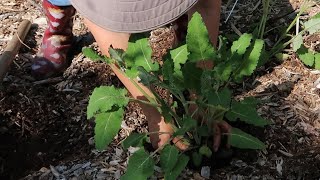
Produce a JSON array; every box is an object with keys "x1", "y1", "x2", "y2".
[{"x1": 31, "y1": 0, "x2": 75, "y2": 78}]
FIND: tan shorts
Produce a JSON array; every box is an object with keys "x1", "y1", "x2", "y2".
[{"x1": 70, "y1": 0, "x2": 198, "y2": 33}]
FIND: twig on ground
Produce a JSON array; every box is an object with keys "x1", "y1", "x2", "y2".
[
  {"x1": 62, "y1": 88, "x2": 80, "y2": 93},
  {"x1": 0, "y1": 19, "x2": 32, "y2": 81},
  {"x1": 278, "y1": 149, "x2": 294, "y2": 157},
  {"x1": 0, "y1": 12, "x2": 16, "y2": 20},
  {"x1": 12, "y1": 60, "x2": 21, "y2": 69},
  {"x1": 16, "y1": 33, "x2": 32, "y2": 50},
  {"x1": 33, "y1": 77, "x2": 63, "y2": 85},
  {"x1": 251, "y1": 0, "x2": 261, "y2": 12},
  {"x1": 230, "y1": 23, "x2": 242, "y2": 36}
]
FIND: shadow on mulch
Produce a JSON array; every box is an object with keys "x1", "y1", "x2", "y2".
[
  {"x1": 0, "y1": 77, "x2": 103, "y2": 180},
  {"x1": 0, "y1": 30, "x2": 114, "y2": 179}
]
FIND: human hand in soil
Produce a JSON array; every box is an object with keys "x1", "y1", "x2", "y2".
[
  {"x1": 188, "y1": 99, "x2": 232, "y2": 152},
  {"x1": 170, "y1": 120, "x2": 232, "y2": 152},
  {"x1": 212, "y1": 120, "x2": 232, "y2": 152},
  {"x1": 141, "y1": 97, "x2": 232, "y2": 152},
  {"x1": 168, "y1": 115, "x2": 232, "y2": 152}
]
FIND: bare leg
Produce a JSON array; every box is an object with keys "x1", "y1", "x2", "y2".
[{"x1": 84, "y1": 18, "x2": 187, "y2": 150}]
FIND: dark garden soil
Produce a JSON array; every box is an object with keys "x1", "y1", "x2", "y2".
[{"x1": 0, "y1": 0, "x2": 319, "y2": 179}]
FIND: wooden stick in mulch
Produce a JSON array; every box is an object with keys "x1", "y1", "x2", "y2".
[{"x1": 0, "y1": 19, "x2": 32, "y2": 82}]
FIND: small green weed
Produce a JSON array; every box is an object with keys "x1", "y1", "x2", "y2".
[
  {"x1": 267, "y1": 1, "x2": 320, "y2": 67},
  {"x1": 293, "y1": 12, "x2": 320, "y2": 69}
]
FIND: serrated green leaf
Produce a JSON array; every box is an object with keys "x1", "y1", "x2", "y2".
[
  {"x1": 94, "y1": 109, "x2": 124, "y2": 150},
  {"x1": 87, "y1": 86, "x2": 129, "y2": 119},
  {"x1": 201, "y1": 70, "x2": 214, "y2": 95},
  {"x1": 304, "y1": 17, "x2": 320, "y2": 34},
  {"x1": 138, "y1": 93, "x2": 173, "y2": 124},
  {"x1": 163, "y1": 57, "x2": 175, "y2": 82},
  {"x1": 207, "y1": 88, "x2": 232, "y2": 109},
  {"x1": 82, "y1": 47, "x2": 103, "y2": 61},
  {"x1": 216, "y1": 36, "x2": 229, "y2": 64},
  {"x1": 227, "y1": 34, "x2": 253, "y2": 77},
  {"x1": 125, "y1": 38, "x2": 159, "y2": 72},
  {"x1": 228, "y1": 128, "x2": 266, "y2": 149},
  {"x1": 226, "y1": 100, "x2": 270, "y2": 127},
  {"x1": 164, "y1": 154, "x2": 189, "y2": 180},
  {"x1": 160, "y1": 145, "x2": 179, "y2": 173},
  {"x1": 213, "y1": 61, "x2": 233, "y2": 82},
  {"x1": 314, "y1": 53, "x2": 320, "y2": 70},
  {"x1": 297, "y1": 46, "x2": 315, "y2": 67},
  {"x1": 158, "y1": 97, "x2": 173, "y2": 123},
  {"x1": 240, "y1": 97, "x2": 260, "y2": 107},
  {"x1": 192, "y1": 152, "x2": 203, "y2": 167},
  {"x1": 187, "y1": 12, "x2": 216, "y2": 62},
  {"x1": 231, "y1": 33, "x2": 253, "y2": 56},
  {"x1": 234, "y1": 39, "x2": 264, "y2": 81},
  {"x1": 109, "y1": 47, "x2": 125, "y2": 67},
  {"x1": 138, "y1": 67, "x2": 160, "y2": 87},
  {"x1": 163, "y1": 58, "x2": 184, "y2": 92},
  {"x1": 121, "y1": 149, "x2": 155, "y2": 180},
  {"x1": 199, "y1": 145, "x2": 212, "y2": 158},
  {"x1": 125, "y1": 68, "x2": 139, "y2": 78},
  {"x1": 182, "y1": 63, "x2": 203, "y2": 92},
  {"x1": 122, "y1": 133, "x2": 147, "y2": 150},
  {"x1": 183, "y1": 116, "x2": 197, "y2": 129},
  {"x1": 170, "y1": 44, "x2": 189, "y2": 78},
  {"x1": 174, "y1": 116, "x2": 197, "y2": 136},
  {"x1": 257, "y1": 49, "x2": 270, "y2": 67},
  {"x1": 293, "y1": 34, "x2": 303, "y2": 52},
  {"x1": 139, "y1": 65, "x2": 181, "y2": 106},
  {"x1": 213, "y1": 34, "x2": 253, "y2": 82}
]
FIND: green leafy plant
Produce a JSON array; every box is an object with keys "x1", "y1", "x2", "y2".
[
  {"x1": 84, "y1": 12, "x2": 270, "y2": 179},
  {"x1": 264, "y1": 1, "x2": 320, "y2": 66},
  {"x1": 292, "y1": 12, "x2": 320, "y2": 69}
]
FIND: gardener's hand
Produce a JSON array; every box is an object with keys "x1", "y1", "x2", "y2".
[
  {"x1": 171, "y1": 120, "x2": 232, "y2": 152},
  {"x1": 188, "y1": 100, "x2": 232, "y2": 152},
  {"x1": 212, "y1": 120, "x2": 232, "y2": 152}
]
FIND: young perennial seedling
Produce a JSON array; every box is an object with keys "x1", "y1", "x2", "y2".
[
  {"x1": 267, "y1": 1, "x2": 320, "y2": 67},
  {"x1": 84, "y1": 12, "x2": 270, "y2": 179},
  {"x1": 292, "y1": 13, "x2": 320, "y2": 69}
]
